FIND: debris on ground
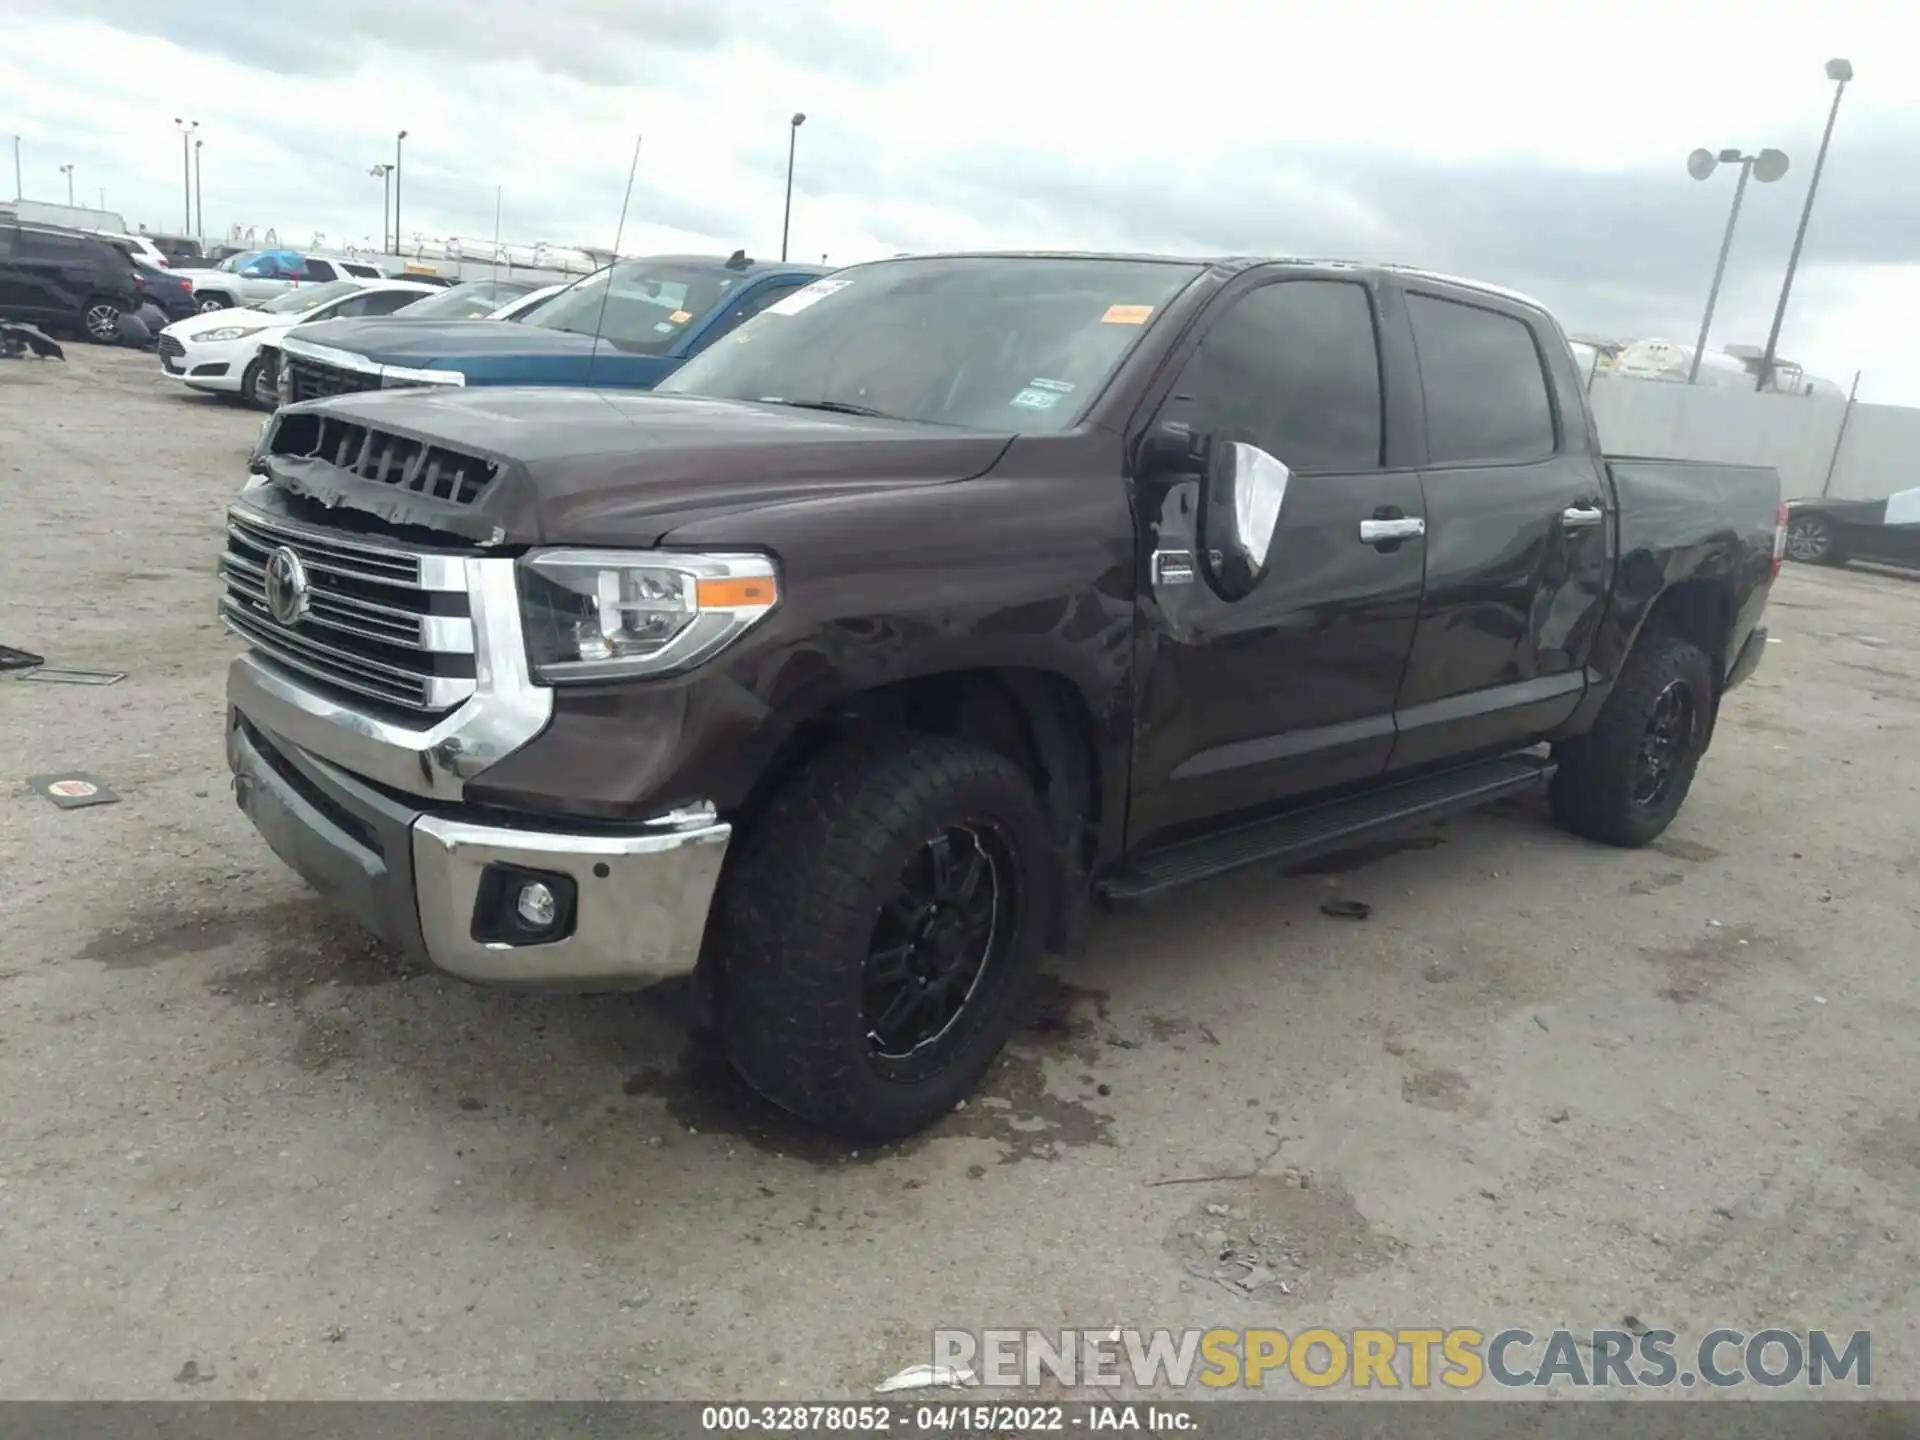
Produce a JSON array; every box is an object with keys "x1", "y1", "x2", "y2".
[
  {"x1": 1320, "y1": 899, "x2": 1372, "y2": 921},
  {"x1": 0, "y1": 321, "x2": 65, "y2": 361},
  {"x1": 875, "y1": 1363, "x2": 976, "y2": 1393},
  {"x1": 27, "y1": 773, "x2": 121, "y2": 809},
  {"x1": 0, "y1": 645, "x2": 43, "y2": 671},
  {"x1": 17, "y1": 665, "x2": 125, "y2": 685}
]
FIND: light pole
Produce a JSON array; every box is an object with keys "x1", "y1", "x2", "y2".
[
  {"x1": 1755, "y1": 59, "x2": 1854, "y2": 394},
  {"x1": 369, "y1": 164, "x2": 394, "y2": 251},
  {"x1": 59, "y1": 163, "x2": 74, "y2": 206},
  {"x1": 393, "y1": 130, "x2": 408, "y2": 256},
  {"x1": 781, "y1": 112, "x2": 806, "y2": 262},
  {"x1": 1684, "y1": 145, "x2": 1788, "y2": 384},
  {"x1": 172, "y1": 117, "x2": 197, "y2": 232},
  {"x1": 194, "y1": 138, "x2": 204, "y2": 240},
  {"x1": 11, "y1": 136, "x2": 20, "y2": 202}
]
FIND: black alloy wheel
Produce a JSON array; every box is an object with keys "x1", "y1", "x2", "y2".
[
  {"x1": 1633, "y1": 679, "x2": 1698, "y2": 808},
  {"x1": 863, "y1": 823, "x2": 1015, "y2": 1067}
]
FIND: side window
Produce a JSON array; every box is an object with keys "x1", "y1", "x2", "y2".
[
  {"x1": 341, "y1": 262, "x2": 381, "y2": 278},
  {"x1": 1189, "y1": 280, "x2": 1384, "y2": 472},
  {"x1": 301, "y1": 259, "x2": 339, "y2": 282},
  {"x1": 708, "y1": 282, "x2": 806, "y2": 342},
  {"x1": 25, "y1": 230, "x2": 82, "y2": 260},
  {"x1": 1405, "y1": 293, "x2": 1556, "y2": 465},
  {"x1": 0, "y1": 224, "x2": 16, "y2": 257}
]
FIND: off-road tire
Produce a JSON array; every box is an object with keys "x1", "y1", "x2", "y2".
[
  {"x1": 712, "y1": 733, "x2": 1054, "y2": 1142},
  {"x1": 1550, "y1": 631, "x2": 1714, "y2": 848}
]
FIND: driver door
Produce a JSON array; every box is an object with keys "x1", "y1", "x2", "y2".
[{"x1": 1128, "y1": 276, "x2": 1427, "y2": 847}]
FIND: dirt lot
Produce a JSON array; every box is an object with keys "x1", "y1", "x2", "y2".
[{"x1": 2, "y1": 345, "x2": 1918, "y2": 1401}]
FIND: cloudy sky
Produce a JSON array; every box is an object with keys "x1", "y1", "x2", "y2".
[{"x1": 7, "y1": 0, "x2": 1918, "y2": 400}]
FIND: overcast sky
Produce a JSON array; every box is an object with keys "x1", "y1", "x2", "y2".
[{"x1": 7, "y1": 0, "x2": 1918, "y2": 401}]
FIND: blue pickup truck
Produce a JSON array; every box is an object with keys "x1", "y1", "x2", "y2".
[{"x1": 273, "y1": 252, "x2": 830, "y2": 403}]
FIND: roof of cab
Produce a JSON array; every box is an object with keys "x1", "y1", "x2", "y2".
[{"x1": 844, "y1": 249, "x2": 1553, "y2": 314}]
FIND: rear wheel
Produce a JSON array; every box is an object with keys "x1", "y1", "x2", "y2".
[
  {"x1": 1550, "y1": 631, "x2": 1714, "y2": 848},
  {"x1": 712, "y1": 733, "x2": 1054, "y2": 1141},
  {"x1": 1783, "y1": 514, "x2": 1842, "y2": 565},
  {"x1": 196, "y1": 294, "x2": 231, "y2": 313},
  {"x1": 82, "y1": 297, "x2": 125, "y2": 344}
]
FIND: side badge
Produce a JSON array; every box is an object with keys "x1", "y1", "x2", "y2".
[{"x1": 1152, "y1": 550, "x2": 1196, "y2": 586}]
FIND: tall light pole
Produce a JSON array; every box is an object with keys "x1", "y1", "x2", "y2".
[
  {"x1": 194, "y1": 138, "x2": 205, "y2": 240},
  {"x1": 369, "y1": 164, "x2": 394, "y2": 251},
  {"x1": 1684, "y1": 145, "x2": 1788, "y2": 384},
  {"x1": 781, "y1": 112, "x2": 806, "y2": 262},
  {"x1": 59, "y1": 163, "x2": 74, "y2": 206},
  {"x1": 11, "y1": 136, "x2": 21, "y2": 202},
  {"x1": 172, "y1": 117, "x2": 197, "y2": 232},
  {"x1": 1755, "y1": 59, "x2": 1854, "y2": 393},
  {"x1": 393, "y1": 130, "x2": 408, "y2": 256}
]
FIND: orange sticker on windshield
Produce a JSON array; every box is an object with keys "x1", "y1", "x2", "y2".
[
  {"x1": 668, "y1": 309, "x2": 693, "y2": 324},
  {"x1": 1101, "y1": 304, "x2": 1155, "y2": 325}
]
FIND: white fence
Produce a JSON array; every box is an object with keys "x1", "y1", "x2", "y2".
[{"x1": 1588, "y1": 375, "x2": 1920, "y2": 503}]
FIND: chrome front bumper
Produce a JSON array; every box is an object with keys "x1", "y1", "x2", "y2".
[{"x1": 227, "y1": 696, "x2": 730, "y2": 991}]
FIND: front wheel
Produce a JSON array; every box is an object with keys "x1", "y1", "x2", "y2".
[
  {"x1": 1550, "y1": 631, "x2": 1714, "y2": 848},
  {"x1": 196, "y1": 294, "x2": 231, "y2": 313},
  {"x1": 1783, "y1": 514, "x2": 1842, "y2": 565},
  {"x1": 712, "y1": 734, "x2": 1055, "y2": 1141},
  {"x1": 240, "y1": 354, "x2": 274, "y2": 410}
]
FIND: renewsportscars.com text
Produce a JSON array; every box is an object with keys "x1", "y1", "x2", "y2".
[{"x1": 932, "y1": 1327, "x2": 1871, "y2": 1390}]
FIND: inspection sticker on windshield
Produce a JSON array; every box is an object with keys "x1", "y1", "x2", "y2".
[
  {"x1": 767, "y1": 279, "x2": 851, "y2": 316},
  {"x1": 1101, "y1": 304, "x2": 1155, "y2": 325},
  {"x1": 667, "y1": 309, "x2": 693, "y2": 324},
  {"x1": 1010, "y1": 387, "x2": 1064, "y2": 412},
  {"x1": 1028, "y1": 377, "x2": 1075, "y2": 393}
]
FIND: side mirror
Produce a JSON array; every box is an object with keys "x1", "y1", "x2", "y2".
[{"x1": 1199, "y1": 438, "x2": 1290, "y2": 600}]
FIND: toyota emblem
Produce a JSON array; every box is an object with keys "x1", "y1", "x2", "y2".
[{"x1": 263, "y1": 545, "x2": 311, "y2": 626}]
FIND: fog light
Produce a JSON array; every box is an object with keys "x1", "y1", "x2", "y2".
[{"x1": 515, "y1": 881, "x2": 558, "y2": 929}]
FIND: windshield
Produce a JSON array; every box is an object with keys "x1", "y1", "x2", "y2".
[
  {"x1": 527, "y1": 261, "x2": 742, "y2": 354},
  {"x1": 395, "y1": 280, "x2": 537, "y2": 319},
  {"x1": 257, "y1": 280, "x2": 364, "y2": 314},
  {"x1": 657, "y1": 256, "x2": 1203, "y2": 433}
]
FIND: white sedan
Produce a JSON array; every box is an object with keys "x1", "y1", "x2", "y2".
[{"x1": 156, "y1": 279, "x2": 438, "y2": 405}]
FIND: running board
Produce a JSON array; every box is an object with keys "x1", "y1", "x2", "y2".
[{"x1": 1097, "y1": 753, "x2": 1555, "y2": 910}]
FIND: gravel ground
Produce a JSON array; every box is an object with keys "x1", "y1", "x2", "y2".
[{"x1": 2, "y1": 346, "x2": 1917, "y2": 1402}]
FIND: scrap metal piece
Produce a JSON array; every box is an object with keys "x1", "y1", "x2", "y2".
[
  {"x1": 28, "y1": 773, "x2": 121, "y2": 809},
  {"x1": 17, "y1": 666, "x2": 126, "y2": 685},
  {"x1": 0, "y1": 645, "x2": 44, "y2": 672}
]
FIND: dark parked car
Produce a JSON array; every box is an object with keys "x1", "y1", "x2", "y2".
[
  {"x1": 131, "y1": 258, "x2": 197, "y2": 323},
  {"x1": 221, "y1": 252, "x2": 1783, "y2": 1140},
  {"x1": 1783, "y1": 486, "x2": 1920, "y2": 570},
  {"x1": 0, "y1": 219, "x2": 141, "y2": 343}
]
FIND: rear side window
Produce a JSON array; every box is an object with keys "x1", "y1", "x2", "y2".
[
  {"x1": 1406, "y1": 293, "x2": 1556, "y2": 465},
  {"x1": 1189, "y1": 279, "x2": 1384, "y2": 472},
  {"x1": 337, "y1": 289, "x2": 423, "y2": 317},
  {"x1": 341, "y1": 262, "x2": 382, "y2": 278},
  {"x1": 302, "y1": 259, "x2": 339, "y2": 282}
]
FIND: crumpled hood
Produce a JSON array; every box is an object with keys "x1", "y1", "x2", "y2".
[
  {"x1": 258, "y1": 386, "x2": 1015, "y2": 546},
  {"x1": 291, "y1": 317, "x2": 603, "y2": 364}
]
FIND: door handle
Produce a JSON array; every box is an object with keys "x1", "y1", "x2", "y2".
[
  {"x1": 1359, "y1": 517, "x2": 1425, "y2": 543},
  {"x1": 1562, "y1": 505, "x2": 1604, "y2": 529}
]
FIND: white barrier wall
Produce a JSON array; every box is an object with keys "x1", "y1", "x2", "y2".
[{"x1": 1586, "y1": 375, "x2": 1920, "y2": 502}]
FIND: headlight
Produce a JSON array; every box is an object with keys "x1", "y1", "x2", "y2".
[
  {"x1": 517, "y1": 550, "x2": 780, "y2": 682},
  {"x1": 199, "y1": 325, "x2": 267, "y2": 342}
]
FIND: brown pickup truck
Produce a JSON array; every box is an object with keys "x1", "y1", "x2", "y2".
[{"x1": 222, "y1": 252, "x2": 1783, "y2": 1140}]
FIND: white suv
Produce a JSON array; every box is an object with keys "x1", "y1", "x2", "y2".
[{"x1": 172, "y1": 252, "x2": 388, "y2": 312}]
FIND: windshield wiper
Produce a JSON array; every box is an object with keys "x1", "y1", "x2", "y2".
[{"x1": 759, "y1": 398, "x2": 897, "y2": 420}]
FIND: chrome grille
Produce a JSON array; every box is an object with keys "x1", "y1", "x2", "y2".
[
  {"x1": 217, "y1": 505, "x2": 477, "y2": 713},
  {"x1": 286, "y1": 355, "x2": 380, "y2": 403},
  {"x1": 269, "y1": 412, "x2": 499, "y2": 505}
]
